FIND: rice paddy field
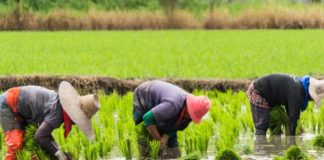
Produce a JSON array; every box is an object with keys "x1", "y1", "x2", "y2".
[
  {"x1": 0, "y1": 30, "x2": 323, "y2": 78},
  {"x1": 1, "y1": 91, "x2": 324, "y2": 159},
  {"x1": 1, "y1": 30, "x2": 324, "y2": 159}
]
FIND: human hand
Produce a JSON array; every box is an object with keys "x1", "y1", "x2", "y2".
[{"x1": 160, "y1": 134, "x2": 169, "y2": 150}]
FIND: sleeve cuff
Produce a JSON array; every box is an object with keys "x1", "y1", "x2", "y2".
[{"x1": 143, "y1": 111, "x2": 156, "y2": 127}]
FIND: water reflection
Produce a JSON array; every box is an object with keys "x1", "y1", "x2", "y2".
[
  {"x1": 249, "y1": 135, "x2": 324, "y2": 160},
  {"x1": 253, "y1": 135, "x2": 296, "y2": 157}
]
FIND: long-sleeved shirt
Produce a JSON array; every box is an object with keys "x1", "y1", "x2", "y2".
[
  {"x1": 8, "y1": 86, "x2": 63, "y2": 156},
  {"x1": 133, "y1": 80, "x2": 191, "y2": 134},
  {"x1": 253, "y1": 74, "x2": 306, "y2": 135}
]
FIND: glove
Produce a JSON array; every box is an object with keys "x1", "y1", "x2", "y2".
[{"x1": 55, "y1": 150, "x2": 67, "y2": 160}]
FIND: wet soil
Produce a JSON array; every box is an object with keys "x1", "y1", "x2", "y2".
[{"x1": 0, "y1": 75, "x2": 252, "y2": 94}]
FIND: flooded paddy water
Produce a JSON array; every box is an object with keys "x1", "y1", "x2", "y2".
[{"x1": 1, "y1": 91, "x2": 324, "y2": 160}]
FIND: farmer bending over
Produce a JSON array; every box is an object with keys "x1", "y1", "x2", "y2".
[
  {"x1": 246, "y1": 74, "x2": 324, "y2": 135},
  {"x1": 133, "y1": 80, "x2": 211, "y2": 158},
  {"x1": 0, "y1": 81, "x2": 100, "y2": 160}
]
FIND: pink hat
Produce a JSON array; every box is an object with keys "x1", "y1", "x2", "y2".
[{"x1": 186, "y1": 94, "x2": 211, "y2": 124}]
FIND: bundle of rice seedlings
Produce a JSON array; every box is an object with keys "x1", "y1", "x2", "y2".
[
  {"x1": 313, "y1": 135, "x2": 324, "y2": 147},
  {"x1": 149, "y1": 140, "x2": 160, "y2": 160},
  {"x1": 269, "y1": 106, "x2": 289, "y2": 135},
  {"x1": 215, "y1": 149, "x2": 241, "y2": 160},
  {"x1": 23, "y1": 125, "x2": 49, "y2": 159}
]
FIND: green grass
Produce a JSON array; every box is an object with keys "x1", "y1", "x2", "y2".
[{"x1": 0, "y1": 30, "x2": 323, "y2": 78}]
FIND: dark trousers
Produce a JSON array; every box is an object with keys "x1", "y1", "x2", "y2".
[{"x1": 250, "y1": 102, "x2": 270, "y2": 135}]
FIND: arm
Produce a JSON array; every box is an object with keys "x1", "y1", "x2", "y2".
[
  {"x1": 287, "y1": 98, "x2": 302, "y2": 135},
  {"x1": 34, "y1": 121, "x2": 67, "y2": 159},
  {"x1": 143, "y1": 111, "x2": 171, "y2": 148},
  {"x1": 143, "y1": 111, "x2": 161, "y2": 140}
]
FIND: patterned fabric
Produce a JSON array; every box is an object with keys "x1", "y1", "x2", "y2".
[{"x1": 246, "y1": 83, "x2": 270, "y2": 109}]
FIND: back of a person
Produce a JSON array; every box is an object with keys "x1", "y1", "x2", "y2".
[
  {"x1": 253, "y1": 74, "x2": 303, "y2": 106},
  {"x1": 136, "y1": 80, "x2": 188, "y2": 110},
  {"x1": 17, "y1": 85, "x2": 59, "y2": 125}
]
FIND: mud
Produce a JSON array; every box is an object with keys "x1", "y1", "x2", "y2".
[
  {"x1": 0, "y1": 75, "x2": 252, "y2": 95},
  {"x1": 3, "y1": 75, "x2": 323, "y2": 94}
]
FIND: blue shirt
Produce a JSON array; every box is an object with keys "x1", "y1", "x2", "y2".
[{"x1": 298, "y1": 76, "x2": 311, "y2": 112}]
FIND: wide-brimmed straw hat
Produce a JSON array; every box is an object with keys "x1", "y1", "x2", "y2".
[
  {"x1": 58, "y1": 81, "x2": 100, "y2": 141},
  {"x1": 309, "y1": 78, "x2": 324, "y2": 108},
  {"x1": 186, "y1": 94, "x2": 211, "y2": 124}
]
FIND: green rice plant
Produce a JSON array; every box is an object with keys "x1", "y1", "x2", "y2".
[
  {"x1": 62, "y1": 143, "x2": 80, "y2": 160},
  {"x1": 2, "y1": 31, "x2": 324, "y2": 78},
  {"x1": 184, "y1": 136, "x2": 197, "y2": 154},
  {"x1": 313, "y1": 135, "x2": 324, "y2": 148},
  {"x1": 0, "y1": 129, "x2": 3, "y2": 150},
  {"x1": 149, "y1": 140, "x2": 160, "y2": 160},
  {"x1": 181, "y1": 120, "x2": 213, "y2": 156},
  {"x1": 83, "y1": 143, "x2": 99, "y2": 160},
  {"x1": 215, "y1": 149, "x2": 242, "y2": 160},
  {"x1": 97, "y1": 128, "x2": 114, "y2": 158},
  {"x1": 16, "y1": 150, "x2": 32, "y2": 160},
  {"x1": 272, "y1": 156, "x2": 285, "y2": 160},
  {"x1": 118, "y1": 137, "x2": 133, "y2": 159},
  {"x1": 284, "y1": 145, "x2": 312, "y2": 160},
  {"x1": 178, "y1": 151, "x2": 200, "y2": 160},
  {"x1": 23, "y1": 125, "x2": 49, "y2": 160},
  {"x1": 215, "y1": 116, "x2": 240, "y2": 151},
  {"x1": 196, "y1": 132, "x2": 209, "y2": 155},
  {"x1": 269, "y1": 106, "x2": 289, "y2": 135}
]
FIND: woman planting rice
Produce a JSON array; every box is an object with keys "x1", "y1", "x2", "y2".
[
  {"x1": 0, "y1": 81, "x2": 100, "y2": 160},
  {"x1": 246, "y1": 73, "x2": 324, "y2": 135},
  {"x1": 133, "y1": 80, "x2": 211, "y2": 159}
]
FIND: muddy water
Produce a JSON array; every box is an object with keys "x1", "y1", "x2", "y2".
[{"x1": 236, "y1": 134, "x2": 324, "y2": 160}]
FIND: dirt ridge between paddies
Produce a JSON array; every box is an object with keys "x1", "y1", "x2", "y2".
[
  {"x1": 0, "y1": 75, "x2": 252, "y2": 95},
  {"x1": 1, "y1": 75, "x2": 323, "y2": 95}
]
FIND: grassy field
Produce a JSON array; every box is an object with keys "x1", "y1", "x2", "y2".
[{"x1": 0, "y1": 30, "x2": 323, "y2": 78}]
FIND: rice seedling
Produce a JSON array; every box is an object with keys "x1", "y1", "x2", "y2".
[
  {"x1": 215, "y1": 149, "x2": 241, "y2": 160},
  {"x1": 83, "y1": 143, "x2": 99, "y2": 160},
  {"x1": 269, "y1": 106, "x2": 289, "y2": 135},
  {"x1": 284, "y1": 146, "x2": 312, "y2": 160},
  {"x1": 178, "y1": 151, "x2": 200, "y2": 160},
  {"x1": 16, "y1": 150, "x2": 32, "y2": 160},
  {"x1": 118, "y1": 137, "x2": 133, "y2": 159},
  {"x1": 149, "y1": 140, "x2": 160, "y2": 160},
  {"x1": 181, "y1": 119, "x2": 213, "y2": 156},
  {"x1": 3, "y1": 91, "x2": 323, "y2": 159},
  {"x1": 272, "y1": 156, "x2": 285, "y2": 160},
  {"x1": 97, "y1": 129, "x2": 114, "y2": 158},
  {"x1": 23, "y1": 125, "x2": 49, "y2": 160},
  {"x1": 0, "y1": 129, "x2": 2, "y2": 150},
  {"x1": 214, "y1": 112, "x2": 240, "y2": 151},
  {"x1": 313, "y1": 135, "x2": 324, "y2": 148}
]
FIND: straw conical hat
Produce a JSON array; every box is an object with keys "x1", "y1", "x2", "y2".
[
  {"x1": 309, "y1": 78, "x2": 324, "y2": 108},
  {"x1": 58, "y1": 81, "x2": 100, "y2": 141}
]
